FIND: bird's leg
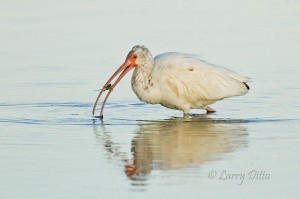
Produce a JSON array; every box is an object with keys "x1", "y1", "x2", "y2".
[
  {"x1": 204, "y1": 106, "x2": 216, "y2": 114},
  {"x1": 183, "y1": 114, "x2": 190, "y2": 121},
  {"x1": 182, "y1": 105, "x2": 190, "y2": 116}
]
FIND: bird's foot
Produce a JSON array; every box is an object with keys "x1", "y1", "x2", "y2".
[
  {"x1": 182, "y1": 114, "x2": 191, "y2": 121},
  {"x1": 204, "y1": 106, "x2": 216, "y2": 114}
]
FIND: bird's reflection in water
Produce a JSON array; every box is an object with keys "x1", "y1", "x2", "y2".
[{"x1": 93, "y1": 115, "x2": 248, "y2": 183}]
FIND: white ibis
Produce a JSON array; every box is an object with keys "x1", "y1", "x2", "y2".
[{"x1": 93, "y1": 45, "x2": 250, "y2": 119}]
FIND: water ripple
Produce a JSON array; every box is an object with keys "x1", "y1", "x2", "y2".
[{"x1": 1, "y1": 101, "x2": 298, "y2": 127}]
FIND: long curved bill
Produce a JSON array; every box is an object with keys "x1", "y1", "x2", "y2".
[{"x1": 92, "y1": 58, "x2": 135, "y2": 119}]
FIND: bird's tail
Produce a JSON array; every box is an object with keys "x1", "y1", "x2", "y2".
[{"x1": 243, "y1": 82, "x2": 250, "y2": 90}]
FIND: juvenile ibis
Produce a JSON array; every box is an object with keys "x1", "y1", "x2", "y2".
[{"x1": 92, "y1": 45, "x2": 250, "y2": 119}]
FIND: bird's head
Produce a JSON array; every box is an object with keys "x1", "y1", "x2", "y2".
[
  {"x1": 92, "y1": 45, "x2": 152, "y2": 117},
  {"x1": 127, "y1": 45, "x2": 152, "y2": 66}
]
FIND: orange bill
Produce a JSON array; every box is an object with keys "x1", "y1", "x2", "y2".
[{"x1": 92, "y1": 53, "x2": 137, "y2": 118}]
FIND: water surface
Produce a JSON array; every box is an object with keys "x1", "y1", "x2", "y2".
[{"x1": 1, "y1": 0, "x2": 300, "y2": 198}]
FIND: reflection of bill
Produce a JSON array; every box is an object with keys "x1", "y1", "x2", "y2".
[{"x1": 94, "y1": 116, "x2": 248, "y2": 181}]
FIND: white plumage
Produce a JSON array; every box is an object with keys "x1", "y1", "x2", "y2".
[{"x1": 93, "y1": 45, "x2": 250, "y2": 118}]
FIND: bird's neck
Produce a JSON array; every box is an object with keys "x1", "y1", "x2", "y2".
[{"x1": 131, "y1": 57, "x2": 159, "y2": 104}]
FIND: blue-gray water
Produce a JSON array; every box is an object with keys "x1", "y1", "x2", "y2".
[{"x1": 1, "y1": 0, "x2": 300, "y2": 198}]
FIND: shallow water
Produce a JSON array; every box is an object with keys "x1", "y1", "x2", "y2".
[{"x1": 1, "y1": 0, "x2": 300, "y2": 198}]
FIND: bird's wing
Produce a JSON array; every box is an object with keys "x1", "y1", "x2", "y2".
[{"x1": 152, "y1": 52, "x2": 250, "y2": 103}]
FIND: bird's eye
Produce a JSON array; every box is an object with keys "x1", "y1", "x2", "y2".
[{"x1": 133, "y1": 55, "x2": 137, "y2": 59}]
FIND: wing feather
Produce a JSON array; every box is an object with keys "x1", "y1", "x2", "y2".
[{"x1": 152, "y1": 52, "x2": 250, "y2": 104}]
